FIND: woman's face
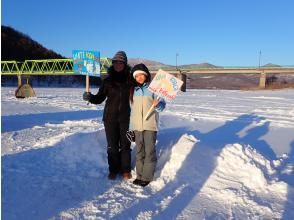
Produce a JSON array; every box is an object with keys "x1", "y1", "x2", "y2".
[
  {"x1": 135, "y1": 73, "x2": 147, "y2": 85},
  {"x1": 113, "y1": 61, "x2": 125, "y2": 72}
]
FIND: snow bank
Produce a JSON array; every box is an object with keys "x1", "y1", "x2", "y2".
[
  {"x1": 178, "y1": 143, "x2": 293, "y2": 219},
  {"x1": 152, "y1": 134, "x2": 199, "y2": 191}
]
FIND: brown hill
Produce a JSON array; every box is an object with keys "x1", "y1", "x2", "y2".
[
  {"x1": 262, "y1": 63, "x2": 281, "y2": 67},
  {"x1": 1, "y1": 25, "x2": 64, "y2": 61},
  {"x1": 179, "y1": 62, "x2": 219, "y2": 69},
  {"x1": 128, "y1": 59, "x2": 220, "y2": 71},
  {"x1": 128, "y1": 58, "x2": 174, "y2": 70}
]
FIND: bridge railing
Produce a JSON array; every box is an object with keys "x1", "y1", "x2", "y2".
[
  {"x1": 209, "y1": 65, "x2": 294, "y2": 69},
  {"x1": 163, "y1": 65, "x2": 294, "y2": 72},
  {"x1": 1, "y1": 58, "x2": 111, "y2": 75}
]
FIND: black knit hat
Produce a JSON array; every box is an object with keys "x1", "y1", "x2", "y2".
[
  {"x1": 112, "y1": 51, "x2": 128, "y2": 64},
  {"x1": 131, "y1": 63, "x2": 151, "y2": 81}
]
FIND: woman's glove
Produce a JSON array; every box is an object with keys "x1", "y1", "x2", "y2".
[{"x1": 83, "y1": 92, "x2": 93, "y2": 101}]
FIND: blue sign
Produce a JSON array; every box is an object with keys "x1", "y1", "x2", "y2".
[{"x1": 72, "y1": 50, "x2": 100, "y2": 77}]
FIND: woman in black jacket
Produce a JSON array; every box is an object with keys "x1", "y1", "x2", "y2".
[{"x1": 83, "y1": 51, "x2": 132, "y2": 180}]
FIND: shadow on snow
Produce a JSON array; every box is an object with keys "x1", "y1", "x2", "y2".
[
  {"x1": 1, "y1": 110, "x2": 102, "y2": 133},
  {"x1": 282, "y1": 140, "x2": 294, "y2": 219},
  {"x1": 1, "y1": 129, "x2": 110, "y2": 220},
  {"x1": 2, "y1": 112, "x2": 293, "y2": 219},
  {"x1": 114, "y1": 113, "x2": 285, "y2": 219}
]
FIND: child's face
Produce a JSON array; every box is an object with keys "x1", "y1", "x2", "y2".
[{"x1": 135, "y1": 73, "x2": 146, "y2": 84}]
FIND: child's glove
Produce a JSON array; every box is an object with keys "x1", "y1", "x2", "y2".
[
  {"x1": 155, "y1": 99, "x2": 166, "y2": 112},
  {"x1": 126, "y1": 130, "x2": 135, "y2": 142}
]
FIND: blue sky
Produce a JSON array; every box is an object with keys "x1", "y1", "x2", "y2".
[{"x1": 2, "y1": 0, "x2": 294, "y2": 66}]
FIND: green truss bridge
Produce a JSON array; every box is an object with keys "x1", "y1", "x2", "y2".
[
  {"x1": 0, "y1": 58, "x2": 111, "y2": 75},
  {"x1": 1, "y1": 59, "x2": 294, "y2": 90}
]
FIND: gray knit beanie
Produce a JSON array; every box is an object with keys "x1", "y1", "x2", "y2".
[{"x1": 112, "y1": 51, "x2": 128, "y2": 64}]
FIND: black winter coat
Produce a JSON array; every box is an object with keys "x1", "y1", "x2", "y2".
[{"x1": 89, "y1": 66, "x2": 132, "y2": 124}]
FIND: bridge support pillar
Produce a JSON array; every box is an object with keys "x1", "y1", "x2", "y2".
[
  {"x1": 17, "y1": 74, "x2": 22, "y2": 87},
  {"x1": 259, "y1": 71, "x2": 266, "y2": 89},
  {"x1": 177, "y1": 72, "x2": 187, "y2": 92},
  {"x1": 15, "y1": 75, "x2": 36, "y2": 98}
]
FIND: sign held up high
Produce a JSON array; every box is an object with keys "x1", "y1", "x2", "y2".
[
  {"x1": 72, "y1": 50, "x2": 100, "y2": 77},
  {"x1": 72, "y1": 50, "x2": 100, "y2": 93}
]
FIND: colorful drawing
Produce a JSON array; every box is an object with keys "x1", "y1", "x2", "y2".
[
  {"x1": 72, "y1": 50, "x2": 100, "y2": 77},
  {"x1": 148, "y1": 69, "x2": 183, "y2": 101}
]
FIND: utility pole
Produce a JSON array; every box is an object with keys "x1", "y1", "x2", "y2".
[
  {"x1": 258, "y1": 50, "x2": 262, "y2": 68},
  {"x1": 176, "y1": 53, "x2": 179, "y2": 70}
]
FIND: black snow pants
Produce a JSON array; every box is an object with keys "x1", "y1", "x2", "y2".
[{"x1": 104, "y1": 120, "x2": 131, "y2": 174}]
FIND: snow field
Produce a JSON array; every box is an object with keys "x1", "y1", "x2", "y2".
[{"x1": 1, "y1": 87, "x2": 294, "y2": 219}]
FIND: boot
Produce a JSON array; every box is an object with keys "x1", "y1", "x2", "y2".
[
  {"x1": 108, "y1": 172, "x2": 117, "y2": 180},
  {"x1": 139, "y1": 180, "x2": 150, "y2": 187},
  {"x1": 122, "y1": 172, "x2": 132, "y2": 180},
  {"x1": 133, "y1": 179, "x2": 142, "y2": 185}
]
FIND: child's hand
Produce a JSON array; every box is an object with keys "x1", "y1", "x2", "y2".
[{"x1": 153, "y1": 99, "x2": 160, "y2": 106}]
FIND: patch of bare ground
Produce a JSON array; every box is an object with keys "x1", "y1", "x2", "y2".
[{"x1": 186, "y1": 73, "x2": 294, "y2": 90}]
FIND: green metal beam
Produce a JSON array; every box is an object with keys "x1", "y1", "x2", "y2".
[
  {"x1": 2, "y1": 59, "x2": 294, "y2": 76},
  {"x1": 1, "y1": 58, "x2": 111, "y2": 75}
]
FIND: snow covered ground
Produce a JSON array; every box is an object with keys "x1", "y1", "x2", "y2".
[{"x1": 1, "y1": 87, "x2": 294, "y2": 219}]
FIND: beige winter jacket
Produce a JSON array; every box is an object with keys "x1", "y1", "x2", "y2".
[{"x1": 130, "y1": 83, "x2": 165, "y2": 131}]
